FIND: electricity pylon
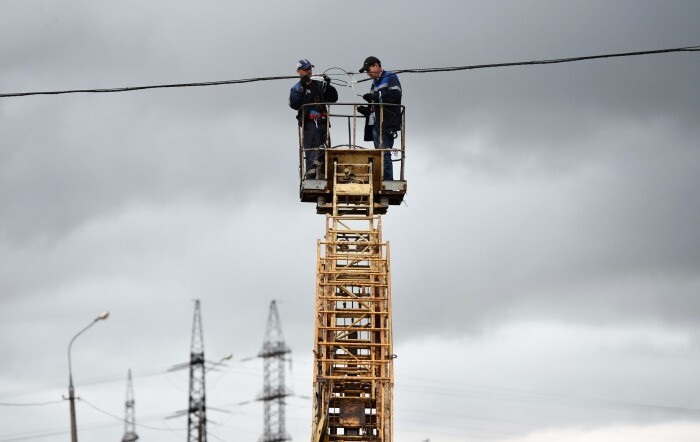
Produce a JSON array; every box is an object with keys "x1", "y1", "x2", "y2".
[
  {"x1": 187, "y1": 299, "x2": 207, "y2": 442},
  {"x1": 121, "y1": 369, "x2": 139, "y2": 442},
  {"x1": 258, "y1": 300, "x2": 291, "y2": 442}
]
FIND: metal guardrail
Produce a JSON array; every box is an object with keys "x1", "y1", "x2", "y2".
[{"x1": 298, "y1": 102, "x2": 406, "y2": 181}]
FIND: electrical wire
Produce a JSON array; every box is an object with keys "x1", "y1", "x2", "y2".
[
  {"x1": 1, "y1": 45, "x2": 697, "y2": 98},
  {"x1": 0, "y1": 402, "x2": 184, "y2": 442},
  {"x1": 0, "y1": 429, "x2": 69, "y2": 442},
  {"x1": 79, "y1": 397, "x2": 184, "y2": 432},
  {"x1": 0, "y1": 364, "x2": 180, "y2": 400},
  {"x1": 0, "y1": 75, "x2": 297, "y2": 98},
  {"x1": 322, "y1": 66, "x2": 359, "y2": 90},
  {"x1": 397, "y1": 377, "x2": 700, "y2": 416},
  {"x1": 368, "y1": 45, "x2": 700, "y2": 81},
  {"x1": 207, "y1": 431, "x2": 228, "y2": 442},
  {"x1": 0, "y1": 418, "x2": 127, "y2": 442},
  {"x1": 0, "y1": 399, "x2": 64, "y2": 407}
]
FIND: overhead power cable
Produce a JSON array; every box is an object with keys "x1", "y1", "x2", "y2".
[
  {"x1": 79, "y1": 397, "x2": 184, "y2": 432},
  {"x1": 0, "y1": 45, "x2": 698, "y2": 98},
  {"x1": 379, "y1": 45, "x2": 700, "y2": 79},
  {"x1": 0, "y1": 75, "x2": 298, "y2": 98}
]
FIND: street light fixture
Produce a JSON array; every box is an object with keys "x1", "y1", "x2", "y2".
[{"x1": 67, "y1": 311, "x2": 109, "y2": 442}]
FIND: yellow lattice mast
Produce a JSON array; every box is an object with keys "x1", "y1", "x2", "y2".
[{"x1": 299, "y1": 103, "x2": 406, "y2": 442}]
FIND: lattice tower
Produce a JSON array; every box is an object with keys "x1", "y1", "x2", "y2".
[
  {"x1": 258, "y1": 300, "x2": 292, "y2": 442},
  {"x1": 121, "y1": 369, "x2": 139, "y2": 442},
  {"x1": 187, "y1": 299, "x2": 207, "y2": 442}
]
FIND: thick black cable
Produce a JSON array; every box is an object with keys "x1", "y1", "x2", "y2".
[
  {"x1": 382, "y1": 45, "x2": 700, "y2": 80},
  {"x1": 1, "y1": 45, "x2": 698, "y2": 98},
  {"x1": 0, "y1": 75, "x2": 299, "y2": 98}
]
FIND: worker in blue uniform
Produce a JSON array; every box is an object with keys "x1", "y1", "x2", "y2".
[
  {"x1": 289, "y1": 59, "x2": 338, "y2": 179},
  {"x1": 358, "y1": 56, "x2": 402, "y2": 181}
]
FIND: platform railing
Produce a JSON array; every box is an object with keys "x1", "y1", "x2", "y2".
[{"x1": 298, "y1": 103, "x2": 406, "y2": 181}]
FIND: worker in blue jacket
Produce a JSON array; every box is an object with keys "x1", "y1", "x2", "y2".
[
  {"x1": 289, "y1": 59, "x2": 338, "y2": 179},
  {"x1": 358, "y1": 56, "x2": 402, "y2": 180}
]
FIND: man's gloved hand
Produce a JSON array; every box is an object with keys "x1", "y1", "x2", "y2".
[
  {"x1": 323, "y1": 75, "x2": 331, "y2": 85},
  {"x1": 362, "y1": 93, "x2": 373, "y2": 102},
  {"x1": 357, "y1": 106, "x2": 371, "y2": 117},
  {"x1": 300, "y1": 75, "x2": 311, "y2": 89}
]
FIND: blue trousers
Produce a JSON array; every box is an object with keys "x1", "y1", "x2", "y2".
[{"x1": 372, "y1": 126, "x2": 394, "y2": 180}]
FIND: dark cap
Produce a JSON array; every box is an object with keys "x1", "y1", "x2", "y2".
[
  {"x1": 296, "y1": 59, "x2": 314, "y2": 70},
  {"x1": 359, "y1": 56, "x2": 381, "y2": 73}
]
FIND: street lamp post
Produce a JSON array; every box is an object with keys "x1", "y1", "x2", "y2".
[{"x1": 67, "y1": 311, "x2": 109, "y2": 442}]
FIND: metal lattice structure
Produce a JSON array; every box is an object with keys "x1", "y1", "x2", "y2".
[
  {"x1": 121, "y1": 369, "x2": 139, "y2": 442},
  {"x1": 258, "y1": 300, "x2": 292, "y2": 442},
  {"x1": 296, "y1": 102, "x2": 405, "y2": 442},
  {"x1": 187, "y1": 299, "x2": 207, "y2": 442},
  {"x1": 311, "y1": 159, "x2": 394, "y2": 442}
]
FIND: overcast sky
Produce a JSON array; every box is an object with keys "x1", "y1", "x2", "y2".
[{"x1": 2, "y1": 1, "x2": 700, "y2": 441}]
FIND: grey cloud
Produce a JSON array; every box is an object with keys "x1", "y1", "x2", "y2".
[{"x1": 2, "y1": 0, "x2": 700, "y2": 440}]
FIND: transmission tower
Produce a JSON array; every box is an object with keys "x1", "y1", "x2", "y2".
[
  {"x1": 257, "y1": 300, "x2": 291, "y2": 442},
  {"x1": 121, "y1": 369, "x2": 139, "y2": 442},
  {"x1": 187, "y1": 299, "x2": 207, "y2": 442}
]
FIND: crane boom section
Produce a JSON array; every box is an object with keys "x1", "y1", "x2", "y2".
[{"x1": 311, "y1": 160, "x2": 394, "y2": 442}]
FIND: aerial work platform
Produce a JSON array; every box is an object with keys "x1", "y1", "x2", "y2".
[
  {"x1": 298, "y1": 103, "x2": 407, "y2": 215},
  {"x1": 301, "y1": 103, "x2": 406, "y2": 442}
]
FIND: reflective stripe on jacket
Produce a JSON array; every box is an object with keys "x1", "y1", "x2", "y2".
[
  {"x1": 289, "y1": 79, "x2": 338, "y2": 127},
  {"x1": 369, "y1": 70, "x2": 402, "y2": 132}
]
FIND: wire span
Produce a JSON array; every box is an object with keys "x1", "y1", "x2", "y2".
[
  {"x1": 0, "y1": 75, "x2": 299, "y2": 98},
  {"x1": 79, "y1": 397, "x2": 183, "y2": 432},
  {"x1": 1, "y1": 45, "x2": 698, "y2": 98},
  {"x1": 383, "y1": 45, "x2": 700, "y2": 80}
]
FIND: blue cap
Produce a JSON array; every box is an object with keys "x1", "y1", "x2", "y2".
[{"x1": 296, "y1": 59, "x2": 314, "y2": 70}]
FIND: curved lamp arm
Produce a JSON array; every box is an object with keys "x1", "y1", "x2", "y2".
[{"x1": 68, "y1": 311, "x2": 109, "y2": 382}]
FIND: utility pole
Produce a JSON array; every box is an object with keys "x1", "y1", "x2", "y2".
[
  {"x1": 67, "y1": 311, "x2": 110, "y2": 442},
  {"x1": 121, "y1": 369, "x2": 139, "y2": 442},
  {"x1": 187, "y1": 299, "x2": 207, "y2": 442},
  {"x1": 258, "y1": 300, "x2": 291, "y2": 442}
]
